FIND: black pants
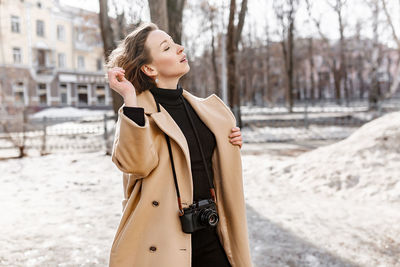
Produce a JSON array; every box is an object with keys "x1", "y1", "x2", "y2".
[{"x1": 191, "y1": 226, "x2": 232, "y2": 267}]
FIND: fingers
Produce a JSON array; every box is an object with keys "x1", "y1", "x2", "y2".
[
  {"x1": 108, "y1": 67, "x2": 126, "y2": 87},
  {"x1": 230, "y1": 138, "x2": 242, "y2": 148},
  {"x1": 227, "y1": 127, "x2": 242, "y2": 148},
  {"x1": 229, "y1": 127, "x2": 241, "y2": 138},
  {"x1": 108, "y1": 67, "x2": 125, "y2": 80},
  {"x1": 229, "y1": 131, "x2": 241, "y2": 138},
  {"x1": 229, "y1": 136, "x2": 242, "y2": 142}
]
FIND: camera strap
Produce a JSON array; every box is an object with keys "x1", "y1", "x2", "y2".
[{"x1": 150, "y1": 90, "x2": 217, "y2": 216}]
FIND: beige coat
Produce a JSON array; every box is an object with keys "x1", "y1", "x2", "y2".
[{"x1": 109, "y1": 88, "x2": 253, "y2": 267}]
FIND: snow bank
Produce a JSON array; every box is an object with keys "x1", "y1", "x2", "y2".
[{"x1": 274, "y1": 111, "x2": 400, "y2": 202}]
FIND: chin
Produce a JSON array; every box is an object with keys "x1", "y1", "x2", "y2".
[
  {"x1": 178, "y1": 65, "x2": 190, "y2": 77},
  {"x1": 184, "y1": 64, "x2": 190, "y2": 74}
]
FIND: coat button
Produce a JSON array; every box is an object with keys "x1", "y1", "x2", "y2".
[
  {"x1": 149, "y1": 246, "x2": 157, "y2": 252},
  {"x1": 152, "y1": 200, "x2": 159, "y2": 207}
]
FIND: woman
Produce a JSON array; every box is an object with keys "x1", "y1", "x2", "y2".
[{"x1": 106, "y1": 22, "x2": 253, "y2": 267}]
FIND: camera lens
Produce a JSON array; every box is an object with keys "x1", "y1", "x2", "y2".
[{"x1": 199, "y1": 208, "x2": 219, "y2": 227}]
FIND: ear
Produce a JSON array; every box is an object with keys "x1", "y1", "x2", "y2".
[{"x1": 141, "y1": 64, "x2": 158, "y2": 78}]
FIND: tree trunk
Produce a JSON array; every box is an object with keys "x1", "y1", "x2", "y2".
[
  {"x1": 308, "y1": 38, "x2": 315, "y2": 103},
  {"x1": 167, "y1": 0, "x2": 185, "y2": 44},
  {"x1": 148, "y1": 0, "x2": 169, "y2": 31},
  {"x1": 287, "y1": 10, "x2": 294, "y2": 112},
  {"x1": 99, "y1": 0, "x2": 123, "y2": 117},
  {"x1": 227, "y1": 0, "x2": 248, "y2": 127},
  {"x1": 381, "y1": 0, "x2": 400, "y2": 98},
  {"x1": 338, "y1": 4, "x2": 348, "y2": 104},
  {"x1": 210, "y1": 29, "x2": 220, "y2": 94}
]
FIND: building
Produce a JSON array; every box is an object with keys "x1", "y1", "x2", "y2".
[{"x1": 0, "y1": 0, "x2": 112, "y2": 110}]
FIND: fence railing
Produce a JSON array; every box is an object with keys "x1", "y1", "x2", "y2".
[
  {"x1": 0, "y1": 113, "x2": 117, "y2": 158},
  {"x1": 0, "y1": 98, "x2": 398, "y2": 158}
]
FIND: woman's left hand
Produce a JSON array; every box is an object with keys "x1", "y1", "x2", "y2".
[{"x1": 229, "y1": 127, "x2": 243, "y2": 149}]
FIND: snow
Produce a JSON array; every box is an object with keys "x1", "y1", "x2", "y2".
[
  {"x1": 0, "y1": 111, "x2": 399, "y2": 266},
  {"x1": 266, "y1": 111, "x2": 400, "y2": 202},
  {"x1": 30, "y1": 107, "x2": 114, "y2": 120},
  {"x1": 242, "y1": 125, "x2": 356, "y2": 142},
  {"x1": 0, "y1": 151, "x2": 121, "y2": 266}
]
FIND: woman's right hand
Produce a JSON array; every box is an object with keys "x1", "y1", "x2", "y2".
[{"x1": 107, "y1": 67, "x2": 136, "y2": 99}]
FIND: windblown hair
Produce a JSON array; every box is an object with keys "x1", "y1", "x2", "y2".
[{"x1": 105, "y1": 22, "x2": 158, "y2": 94}]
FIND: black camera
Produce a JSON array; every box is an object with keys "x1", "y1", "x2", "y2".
[{"x1": 179, "y1": 199, "x2": 219, "y2": 233}]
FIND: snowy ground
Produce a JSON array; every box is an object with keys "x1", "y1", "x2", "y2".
[{"x1": 0, "y1": 111, "x2": 399, "y2": 267}]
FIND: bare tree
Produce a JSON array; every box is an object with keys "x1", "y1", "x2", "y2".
[
  {"x1": 197, "y1": 1, "x2": 221, "y2": 94},
  {"x1": 148, "y1": 0, "x2": 186, "y2": 44},
  {"x1": 148, "y1": 0, "x2": 169, "y2": 31},
  {"x1": 167, "y1": 0, "x2": 185, "y2": 44},
  {"x1": 381, "y1": 0, "x2": 400, "y2": 98},
  {"x1": 354, "y1": 20, "x2": 366, "y2": 99},
  {"x1": 227, "y1": 0, "x2": 248, "y2": 127},
  {"x1": 306, "y1": 0, "x2": 346, "y2": 104},
  {"x1": 273, "y1": 0, "x2": 298, "y2": 112},
  {"x1": 209, "y1": 5, "x2": 220, "y2": 94},
  {"x1": 328, "y1": 0, "x2": 349, "y2": 104},
  {"x1": 264, "y1": 22, "x2": 273, "y2": 104},
  {"x1": 111, "y1": 0, "x2": 145, "y2": 40},
  {"x1": 363, "y1": 0, "x2": 383, "y2": 109},
  {"x1": 99, "y1": 0, "x2": 123, "y2": 116},
  {"x1": 308, "y1": 37, "x2": 316, "y2": 102}
]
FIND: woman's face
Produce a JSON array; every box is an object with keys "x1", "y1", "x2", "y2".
[{"x1": 143, "y1": 30, "x2": 190, "y2": 81}]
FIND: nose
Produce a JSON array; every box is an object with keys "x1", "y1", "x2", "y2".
[{"x1": 177, "y1": 44, "x2": 184, "y2": 54}]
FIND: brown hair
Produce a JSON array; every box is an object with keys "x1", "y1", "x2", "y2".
[{"x1": 105, "y1": 22, "x2": 158, "y2": 94}]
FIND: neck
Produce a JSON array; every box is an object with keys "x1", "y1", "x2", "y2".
[{"x1": 156, "y1": 76, "x2": 180, "y2": 90}]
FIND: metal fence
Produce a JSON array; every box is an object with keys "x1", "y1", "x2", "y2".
[
  {"x1": 0, "y1": 97, "x2": 399, "y2": 158},
  {"x1": 0, "y1": 112, "x2": 117, "y2": 159},
  {"x1": 238, "y1": 97, "x2": 399, "y2": 143}
]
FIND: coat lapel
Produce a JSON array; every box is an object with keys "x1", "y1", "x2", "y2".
[{"x1": 135, "y1": 88, "x2": 232, "y2": 203}]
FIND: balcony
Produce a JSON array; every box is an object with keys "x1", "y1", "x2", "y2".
[
  {"x1": 34, "y1": 64, "x2": 56, "y2": 75},
  {"x1": 33, "y1": 47, "x2": 55, "y2": 76}
]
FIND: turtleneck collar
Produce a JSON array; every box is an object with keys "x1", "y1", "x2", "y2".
[{"x1": 149, "y1": 84, "x2": 183, "y2": 105}]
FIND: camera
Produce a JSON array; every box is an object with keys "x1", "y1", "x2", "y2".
[{"x1": 179, "y1": 199, "x2": 219, "y2": 233}]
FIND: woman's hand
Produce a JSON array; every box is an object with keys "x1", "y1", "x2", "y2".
[
  {"x1": 107, "y1": 67, "x2": 136, "y2": 99},
  {"x1": 229, "y1": 127, "x2": 243, "y2": 149}
]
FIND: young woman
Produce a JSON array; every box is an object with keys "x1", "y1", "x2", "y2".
[{"x1": 106, "y1": 22, "x2": 253, "y2": 267}]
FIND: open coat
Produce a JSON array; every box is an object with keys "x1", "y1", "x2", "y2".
[{"x1": 109, "y1": 88, "x2": 253, "y2": 267}]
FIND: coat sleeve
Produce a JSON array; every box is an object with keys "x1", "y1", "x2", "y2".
[
  {"x1": 111, "y1": 104, "x2": 159, "y2": 178},
  {"x1": 211, "y1": 94, "x2": 237, "y2": 126},
  {"x1": 123, "y1": 106, "x2": 145, "y2": 126}
]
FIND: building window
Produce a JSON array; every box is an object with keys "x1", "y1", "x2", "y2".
[
  {"x1": 38, "y1": 83, "x2": 47, "y2": 105},
  {"x1": 57, "y1": 25, "x2": 65, "y2": 41},
  {"x1": 77, "y1": 56, "x2": 85, "y2": 69},
  {"x1": 77, "y1": 85, "x2": 88, "y2": 105},
  {"x1": 96, "y1": 58, "x2": 103, "y2": 71},
  {"x1": 13, "y1": 47, "x2": 22, "y2": 63},
  {"x1": 11, "y1": 15, "x2": 20, "y2": 33},
  {"x1": 13, "y1": 81, "x2": 25, "y2": 104},
  {"x1": 36, "y1": 20, "x2": 44, "y2": 37},
  {"x1": 75, "y1": 27, "x2": 84, "y2": 42},
  {"x1": 59, "y1": 83, "x2": 67, "y2": 104},
  {"x1": 58, "y1": 53, "x2": 66, "y2": 68},
  {"x1": 96, "y1": 85, "x2": 105, "y2": 105}
]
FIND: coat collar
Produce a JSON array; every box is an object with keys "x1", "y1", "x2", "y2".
[{"x1": 135, "y1": 87, "x2": 215, "y2": 115}]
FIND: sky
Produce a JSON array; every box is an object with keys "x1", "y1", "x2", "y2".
[{"x1": 59, "y1": 0, "x2": 400, "y2": 52}]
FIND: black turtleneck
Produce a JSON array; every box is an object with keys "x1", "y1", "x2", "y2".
[{"x1": 123, "y1": 85, "x2": 231, "y2": 267}]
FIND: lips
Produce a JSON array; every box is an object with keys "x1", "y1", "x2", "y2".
[{"x1": 180, "y1": 55, "x2": 187, "y2": 63}]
